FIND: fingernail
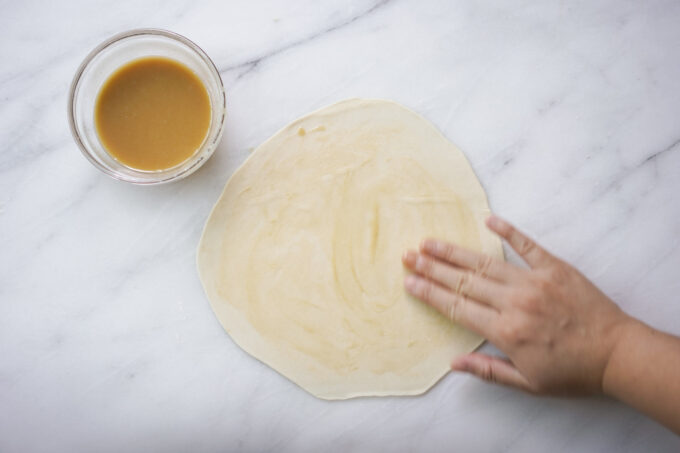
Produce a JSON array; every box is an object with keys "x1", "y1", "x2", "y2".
[
  {"x1": 404, "y1": 274, "x2": 418, "y2": 292},
  {"x1": 415, "y1": 254, "x2": 426, "y2": 271},
  {"x1": 486, "y1": 215, "x2": 499, "y2": 227},
  {"x1": 421, "y1": 239, "x2": 436, "y2": 252},
  {"x1": 402, "y1": 250, "x2": 417, "y2": 266},
  {"x1": 451, "y1": 357, "x2": 468, "y2": 371}
]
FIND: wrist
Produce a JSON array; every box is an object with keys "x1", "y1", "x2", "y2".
[{"x1": 601, "y1": 314, "x2": 647, "y2": 398}]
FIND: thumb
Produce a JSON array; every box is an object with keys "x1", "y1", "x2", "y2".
[{"x1": 452, "y1": 353, "x2": 533, "y2": 392}]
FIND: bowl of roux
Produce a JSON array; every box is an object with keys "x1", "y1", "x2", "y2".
[{"x1": 68, "y1": 29, "x2": 226, "y2": 184}]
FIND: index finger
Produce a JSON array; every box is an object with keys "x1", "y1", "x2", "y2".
[
  {"x1": 420, "y1": 239, "x2": 523, "y2": 283},
  {"x1": 486, "y1": 215, "x2": 554, "y2": 268}
]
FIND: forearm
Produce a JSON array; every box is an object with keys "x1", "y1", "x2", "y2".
[{"x1": 603, "y1": 318, "x2": 680, "y2": 434}]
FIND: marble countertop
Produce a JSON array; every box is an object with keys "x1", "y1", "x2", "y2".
[{"x1": 2, "y1": 0, "x2": 679, "y2": 451}]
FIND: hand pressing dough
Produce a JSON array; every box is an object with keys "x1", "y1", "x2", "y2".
[{"x1": 197, "y1": 99, "x2": 503, "y2": 399}]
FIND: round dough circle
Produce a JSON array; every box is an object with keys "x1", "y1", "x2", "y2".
[{"x1": 197, "y1": 99, "x2": 503, "y2": 399}]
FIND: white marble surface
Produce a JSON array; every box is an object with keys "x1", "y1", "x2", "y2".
[{"x1": 1, "y1": 0, "x2": 679, "y2": 451}]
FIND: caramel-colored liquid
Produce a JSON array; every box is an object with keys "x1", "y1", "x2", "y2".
[{"x1": 95, "y1": 57, "x2": 211, "y2": 171}]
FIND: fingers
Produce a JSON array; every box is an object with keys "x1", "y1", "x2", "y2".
[
  {"x1": 485, "y1": 215, "x2": 553, "y2": 268},
  {"x1": 451, "y1": 353, "x2": 533, "y2": 392},
  {"x1": 404, "y1": 274, "x2": 497, "y2": 337},
  {"x1": 420, "y1": 238, "x2": 521, "y2": 283},
  {"x1": 402, "y1": 251, "x2": 506, "y2": 310}
]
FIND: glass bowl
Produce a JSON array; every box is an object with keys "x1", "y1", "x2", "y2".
[{"x1": 68, "y1": 29, "x2": 226, "y2": 184}]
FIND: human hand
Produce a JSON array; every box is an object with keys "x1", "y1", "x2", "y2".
[{"x1": 402, "y1": 215, "x2": 636, "y2": 395}]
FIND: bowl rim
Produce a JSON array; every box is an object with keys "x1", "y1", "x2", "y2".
[{"x1": 67, "y1": 28, "x2": 226, "y2": 185}]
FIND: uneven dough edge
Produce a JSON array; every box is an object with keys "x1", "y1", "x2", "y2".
[{"x1": 197, "y1": 99, "x2": 503, "y2": 399}]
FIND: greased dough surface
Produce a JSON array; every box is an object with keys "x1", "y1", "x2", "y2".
[{"x1": 198, "y1": 99, "x2": 503, "y2": 399}]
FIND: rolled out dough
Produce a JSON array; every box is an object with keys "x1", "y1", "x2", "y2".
[{"x1": 197, "y1": 99, "x2": 502, "y2": 399}]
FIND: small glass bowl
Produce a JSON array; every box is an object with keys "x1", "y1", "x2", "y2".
[{"x1": 68, "y1": 29, "x2": 226, "y2": 184}]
